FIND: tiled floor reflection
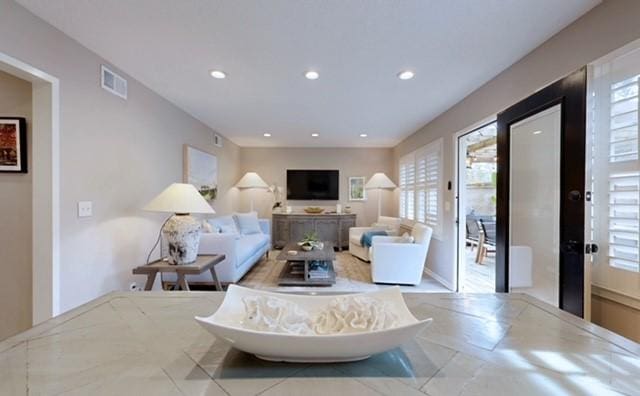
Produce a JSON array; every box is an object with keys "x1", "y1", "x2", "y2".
[{"x1": 0, "y1": 291, "x2": 638, "y2": 395}]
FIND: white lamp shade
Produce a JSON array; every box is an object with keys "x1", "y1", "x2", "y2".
[
  {"x1": 365, "y1": 173, "x2": 397, "y2": 189},
  {"x1": 144, "y1": 183, "x2": 215, "y2": 214},
  {"x1": 236, "y1": 172, "x2": 269, "y2": 189}
]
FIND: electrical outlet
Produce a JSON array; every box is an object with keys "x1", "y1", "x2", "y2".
[{"x1": 78, "y1": 201, "x2": 93, "y2": 217}]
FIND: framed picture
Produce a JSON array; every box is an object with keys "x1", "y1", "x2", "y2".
[
  {"x1": 183, "y1": 145, "x2": 218, "y2": 201},
  {"x1": 349, "y1": 176, "x2": 366, "y2": 201},
  {"x1": 0, "y1": 117, "x2": 27, "y2": 173}
]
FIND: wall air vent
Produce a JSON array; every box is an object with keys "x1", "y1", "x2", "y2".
[
  {"x1": 101, "y1": 65, "x2": 127, "y2": 99},
  {"x1": 214, "y1": 133, "x2": 223, "y2": 147}
]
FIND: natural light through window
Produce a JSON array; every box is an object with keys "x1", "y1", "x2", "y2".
[{"x1": 399, "y1": 138, "x2": 443, "y2": 236}]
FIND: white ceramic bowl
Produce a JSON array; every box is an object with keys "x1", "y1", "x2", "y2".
[{"x1": 195, "y1": 285, "x2": 432, "y2": 362}]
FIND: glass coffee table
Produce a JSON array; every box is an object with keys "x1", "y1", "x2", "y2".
[{"x1": 277, "y1": 242, "x2": 336, "y2": 286}]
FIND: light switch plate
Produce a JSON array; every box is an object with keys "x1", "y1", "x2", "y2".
[
  {"x1": 444, "y1": 201, "x2": 451, "y2": 212},
  {"x1": 78, "y1": 201, "x2": 93, "y2": 218}
]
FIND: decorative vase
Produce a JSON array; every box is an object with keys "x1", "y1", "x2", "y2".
[{"x1": 163, "y1": 214, "x2": 201, "y2": 265}]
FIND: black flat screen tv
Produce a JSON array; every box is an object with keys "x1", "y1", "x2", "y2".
[{"x1": 287, "y1": 170, "x2": 339, "y2": 200}]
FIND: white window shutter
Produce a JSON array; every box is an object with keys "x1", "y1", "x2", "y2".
[{"x1": 398, "y1": 138, "x2": 442, "y2": 236}]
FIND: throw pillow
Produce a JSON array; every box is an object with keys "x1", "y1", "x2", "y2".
[
  {"x1": 219, "y1": 224, "x2": 238, "y2": 234},
  {"x1": 208, "y1": 215, "x2": 239, "y2": 234},
  {"x1": 234, "y1": 211, "x2": 262, "y2": 235},
  {"x1": 401, "y1": 232, "x2": 415, "y2": 244},
  {"x1": 201, "y1": 220, "x2": 213, "y2": 233}
]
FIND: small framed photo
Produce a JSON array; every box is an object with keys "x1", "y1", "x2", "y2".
[
  {"x1": 0, "y1": 117, "x2": 27, "y2": 173},
  {"x1": 349, "y1": 176, "x2": 366, "y2": 201}
]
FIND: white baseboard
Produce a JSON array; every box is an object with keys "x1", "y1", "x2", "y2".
[{"x1": 424, "y1": 267, "x2": 454, "y2": 291}]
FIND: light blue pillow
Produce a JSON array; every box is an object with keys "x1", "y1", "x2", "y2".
[
  {"x1": 207, "y1": 215, "x2": 239, "y2": 234},
  {"x1": 234, "y1": 212, "x2": 261, "y2": 235}
]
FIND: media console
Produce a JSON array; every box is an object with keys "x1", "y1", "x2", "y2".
[{"x1": 272, "y1": 213, "x2": 356, "y2": 251}]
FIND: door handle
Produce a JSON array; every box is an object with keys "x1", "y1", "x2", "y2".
[
  {"x1": 568, "y1": 190, "x2": 582, "y2": 201},
  {"x1": 561, "y1": 240, "x2": 583, "y2": 255}
]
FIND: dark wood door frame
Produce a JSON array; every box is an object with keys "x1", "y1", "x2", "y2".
[{"x1": 496, "y1": 67, "x2": 587, "y2": 317}]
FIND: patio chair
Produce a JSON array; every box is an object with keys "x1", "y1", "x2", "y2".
[{"x1": 477, "y1": 219, "x2": 496, "y2": 265}]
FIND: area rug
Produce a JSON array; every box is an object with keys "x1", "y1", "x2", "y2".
[{"x1": 238, "y1": 250, "x2": 450, "y2": 293}]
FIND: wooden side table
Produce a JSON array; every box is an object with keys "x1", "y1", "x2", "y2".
[{"x1": 132, "y1": 254, "x2": 225, "y2": 291}]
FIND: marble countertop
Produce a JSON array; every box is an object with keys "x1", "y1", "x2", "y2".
[{"x1": 1, "y1": 291, "x2": 638, "y2": 396}]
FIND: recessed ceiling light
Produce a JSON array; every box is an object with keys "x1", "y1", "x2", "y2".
[
  {"x1": 311, "y1": 133, "x2": 319, "y2": 137},
  {"x1": 209, "y1": 70, "x2": 226, "y2": 79},
  {"x1": 305, "y1": 71, "x2": 319, "y2": 80},
  {"x1": 533, "y1": 130, "x2": 542, "y2": 135},
  {"x1": 397, "y1": 70, "x2": 414, "y2": 80},
  {"x1": 263, "y1": 133, "x2": 271, "y2": 137},
  {"x1": 359, "y1": 133, "x2": 368, "y2": 138}
]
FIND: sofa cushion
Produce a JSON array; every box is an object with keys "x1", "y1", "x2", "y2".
[
  {"x1": 372, "y1": 216, "x2": 401, "y2": 232},
  {"x1": 208, "y1": 215, "x2": 239, "y2": 234},
  {"x1": 349, "y1": 234, "x2": 363, "y2": 246},
  {"x1": 236, "y1": 233, "x2": 269, "y2": 266},
  {"x1": 234, "y1": 211, "x2": 262, "y2": 235}
]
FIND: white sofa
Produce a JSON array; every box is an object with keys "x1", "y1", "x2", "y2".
[
  {"x1": 182, "y1": 214, "x2": 271, "y2": 285},
  {"x1": 370, "y1": 223, "x2": 433, "y2": 286},
  {"x1": 349, "y1": 216, "x2": 402, "y2": 262}
]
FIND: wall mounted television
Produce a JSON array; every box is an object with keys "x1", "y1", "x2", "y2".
[{"x1": 287, "y1": 170, "x2": 339, "y2": 200}]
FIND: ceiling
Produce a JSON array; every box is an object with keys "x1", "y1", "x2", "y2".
[{"x1": 17, "y1": 0, "x2": 600, "y2": 147}]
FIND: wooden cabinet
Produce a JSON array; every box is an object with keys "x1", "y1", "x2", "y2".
[
  {"x1": 316, "y1": 219, "x2": 339, "y2": 246},
  {"x1": 272, "y1": 213, "x2": 356, "y2": 250}
]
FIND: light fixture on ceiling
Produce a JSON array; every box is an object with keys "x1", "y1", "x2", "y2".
[
  {"x1": 311, "y1": 133, "x2": 319, "y2": 137},
  {"x1": 359, "y1": 133, "x2": 368, "y2": 138},
  {"x1": 397, "y1": 70, "x2": 415, "y2": 80},
  {"x1": 305, "y1": 70, "x2": 319, "y2": 80},
  {"x1": 263, "y1": 133, "x2": 272, "y2": 137},
  {"x1": 533, "y1": 130, "x2": 542, "y2": 135},
  {"x1": 209, "y1": 70, "x2": 226, "y2": 79}
]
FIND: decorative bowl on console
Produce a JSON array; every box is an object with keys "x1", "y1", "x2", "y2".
[
  {"x1": 304, "y1": 207, "x2": 324, "y2": 214},
  {"x1": 195, "y1": 285, "x2": 433, "y2": 362}
]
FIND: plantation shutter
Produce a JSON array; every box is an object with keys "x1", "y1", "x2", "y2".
[
  {"x1": 424, "y1": 140, "x2": 442, "y2": 233},
  {"x1": 398, "y1": 138, "x2": 442, "y2": 235},
  {"x1": 591, "y1": 49, "x2": 640, "y2": 274},
  {"x1": 399, "y1": 153, "x2": 414, "y2": 219}
]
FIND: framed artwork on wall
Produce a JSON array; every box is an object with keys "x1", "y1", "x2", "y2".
[
  {"x1": 183, "y1": 144, "x2": 218, "y2": 201},
  {"x1": 0, "y1": 117, "x2": 27, "y2": 173},
  {"x1": 348, "y1": 176, "x2": 366, "y2": 201}
]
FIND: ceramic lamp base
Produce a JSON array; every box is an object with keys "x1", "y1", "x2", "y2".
[{"x1": 163, "y1": 214, "x2": 201, "y2": 265}]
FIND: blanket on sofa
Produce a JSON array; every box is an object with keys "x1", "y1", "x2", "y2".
[{"x1": 360, "y1": 230, "x2": 388, "y2": 248}]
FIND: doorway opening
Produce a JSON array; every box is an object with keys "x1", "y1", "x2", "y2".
[
  {"x1": 0, "y1": 51, "x2": 60, "y2": 329},
  {"x1": 457, "y1": 122, "x2": 497, "y2": 292}
]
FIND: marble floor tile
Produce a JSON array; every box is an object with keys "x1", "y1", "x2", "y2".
[{"x1": 0, "y1": 343, "x2": 27, "y2": 396}]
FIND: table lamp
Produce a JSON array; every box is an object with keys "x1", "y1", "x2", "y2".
[
  {"x1": 144, "y1": 183, "x2": 215, "y2": 265},
  {"x1": 236, "y1": 172, "x2": 269, "y2": 211},
  {"x1": 365, "y1": 173, "x2": 397, "y2": 219}
]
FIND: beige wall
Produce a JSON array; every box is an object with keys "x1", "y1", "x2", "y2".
[
  {"x1": 239, "y1": 147, "x2": 394, "y2": 227},
  {"x1": 0, "y1": 0, "x2": 240, "y2": 314},
  {"x1": 0, "y1": 70, "x2": 32, "y2": 340},
  {"x1": 393, "y1": 0, "x2": 640, "y2": 289}
]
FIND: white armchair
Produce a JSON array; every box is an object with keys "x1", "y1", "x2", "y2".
[
  {"x1": 349, "y1": 216, "x2": 402, "y2": 262},
  {"x1": 370, "y1": 223, "x2": 433, "y2": 285}
]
